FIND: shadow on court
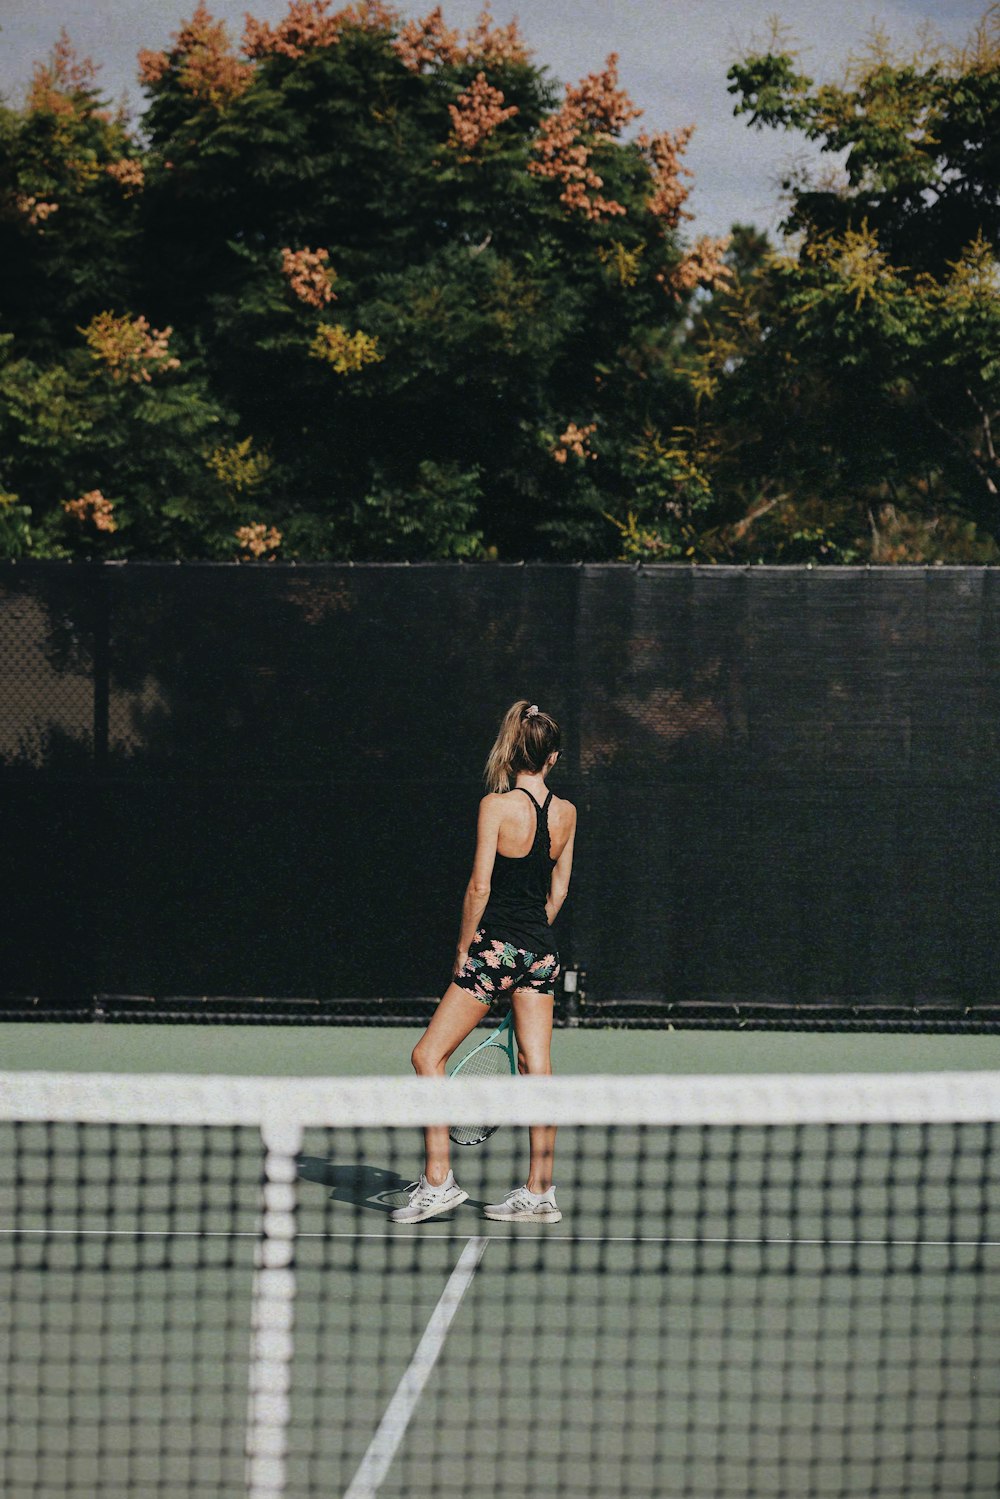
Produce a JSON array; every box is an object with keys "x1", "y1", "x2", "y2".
[
  {"x1": 297, "y1": 1155, "x2": 407, "y2": 1211},
  {"x1": 297, "y1": 1154, "x2": 489, "y2": 1215}
]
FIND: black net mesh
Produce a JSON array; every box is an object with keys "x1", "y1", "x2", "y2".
[
  {"x1": 3, "y1": 561, "x2": 1000, "y2": 1027},
  {"x1": 1, "y1": 1072, "x2": 998, "y2": 1497}
]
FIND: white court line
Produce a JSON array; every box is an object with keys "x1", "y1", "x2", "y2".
[
  {"x1": 342, "y1": 1235, "x2": 488, "y2": 1499},
  {"x1": 1, "y1": 1227, "x2": 999, "y2": 1248}
]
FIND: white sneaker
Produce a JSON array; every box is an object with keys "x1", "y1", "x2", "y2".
[
  {"x1": 390, "y1": 1171, "x2": 469, "y2": 1224},
  {"x1": 483, "y1": 1185, "x2": 562, "y2": 1223}
]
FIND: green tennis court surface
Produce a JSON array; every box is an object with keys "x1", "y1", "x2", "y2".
[
  {"x1": 5, "y1": 1022, "x2": 1000, "y2": 1076},
  {"x1": 294, "y1": 1124, "x2": 998, "y2": 1498},
  {"x1": 2, "y1": 1072, "x2": 998, "y2": 1498}
]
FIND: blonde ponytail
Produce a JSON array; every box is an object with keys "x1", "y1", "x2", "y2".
[{"x1": 483, "y1": 700, "x2": 562, "y2": 793}]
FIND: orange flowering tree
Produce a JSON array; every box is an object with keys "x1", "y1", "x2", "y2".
[
  {"x1": 0, "y1": 30, "x2": 247, "y2": 559},
  {"x1": 0, "y1": 31, "x2": 140, "y2": 346},
  {"x1": 5, "y1": 4, "x2": 1000, "y2": 562},
  {"x1": 1, "y1": 3, "x2": 732, "y2": 560}
]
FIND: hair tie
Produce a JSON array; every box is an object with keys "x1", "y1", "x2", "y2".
[{"x1": 525, "y1": 704, "x2": 539, "y2": 717}]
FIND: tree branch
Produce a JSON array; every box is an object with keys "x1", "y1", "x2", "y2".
[{"x1": 918, "y1": 394, "x2": 999, "y2": 499}]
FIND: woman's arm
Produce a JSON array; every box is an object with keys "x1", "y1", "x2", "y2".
[
  {"x1": 545, "y1": 806, "x2": 576, "y2": 927},
  {"x1": 453, "y1": 795, "x2": 502, "y2": 973}
]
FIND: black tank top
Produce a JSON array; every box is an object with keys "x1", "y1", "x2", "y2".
[{"x1": 480, "y1": 787, "x2": 557, "y2": 954}]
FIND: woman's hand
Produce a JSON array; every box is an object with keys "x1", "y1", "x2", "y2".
[{"x1": 453, "y1": 949, "x2": 469, "y2": 979}]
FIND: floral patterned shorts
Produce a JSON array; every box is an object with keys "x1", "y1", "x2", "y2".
[{"x1": 454, "y1": 928, "x2": 561, "y2": 1007}]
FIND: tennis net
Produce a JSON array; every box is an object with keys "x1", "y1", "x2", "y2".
[{"x1": 1, "y1": 1070, "x2": 998, "y2": 1498}]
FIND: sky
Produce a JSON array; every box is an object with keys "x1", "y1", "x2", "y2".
[{"x1": 0, "y1": 0, "x2": 989, "y2": 243}]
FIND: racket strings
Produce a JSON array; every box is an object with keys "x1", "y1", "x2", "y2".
[
  {"x1": 454, "y1": 1043, "x2": 512, "y2": 1078},
  {"x1": 452, "y1": 1031, "x2": 515, "y2": 1145}
]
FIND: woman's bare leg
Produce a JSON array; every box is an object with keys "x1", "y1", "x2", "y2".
[
  {"x1": 511, "y1": 989, "x2": 556, "y2": 1192},
  {"x1": 410, "y1": 983, "x2": 489, "y2": 1184}
]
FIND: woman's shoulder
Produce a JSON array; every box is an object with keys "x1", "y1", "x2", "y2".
[
  {"x1": 548, "y1": 792, "x2": 577, "y2": 824},
  {"x1": 478, "y1": 791, "x2": 507, "y2": 814}
]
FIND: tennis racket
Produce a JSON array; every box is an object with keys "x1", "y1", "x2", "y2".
[{"x1": 448, "y1": 1011, "x2": 516, "y2": 1146}]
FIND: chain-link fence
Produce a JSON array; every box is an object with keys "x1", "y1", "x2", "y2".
[{"x1": 3, "y1": 562, "x2": 999, "y2": 1028}]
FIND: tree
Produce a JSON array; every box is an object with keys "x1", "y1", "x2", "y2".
[
  {"x1": 689, "y1": 8, "x2": 1000, "y2": 563},
  {"x1": 9, "y1": 5, "x2": 997, "y2": 564},
  {"x1": 0, "y1": 32, "x2": 142, "y2": 355},
  {"x1": 0, "y1": 2, "x2": 729, "y2": 561},
  {"x1": 0, "y1": 31, "x2": 243, "y2": 559}
]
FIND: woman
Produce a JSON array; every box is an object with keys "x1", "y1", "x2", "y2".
[{"x1": 392, "y1": 700, "x2": 577, "y2": 1225}]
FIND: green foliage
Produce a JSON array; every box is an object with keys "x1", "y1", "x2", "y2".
[
  {"x1": 0, "y1": 37, "x2": 141, "y2": 356},
  {"x1": 0, "y1": 6, "x2": 728, "y2": 561},
  {"x1": 205, "y1": 436, "x2": 272, "y2": 498},
  {"x1": 0, "y1": 491, "x2": 35, "y2": 558},
  {"x1": 728, "y1": 51, "x2": 815, "y2": 133},
  {"x1": 0, "y1": 325, "x2": 241, "y2": 559},
  {"x1": 2, "y1": 6, "x2": 1000, "y2": 563},
  {"x1": 696, "y1": 10, "x2": 1000, "y2": 558},
  {"x1": 601, "y1": 426, "x2": 716, "y2": 560},
  {"x1": 727, "y1": 14, "x2": 1000, "y2": 271},
  {"x1": 361, "y1": 459, "x2": 489, "y2": 558}
]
